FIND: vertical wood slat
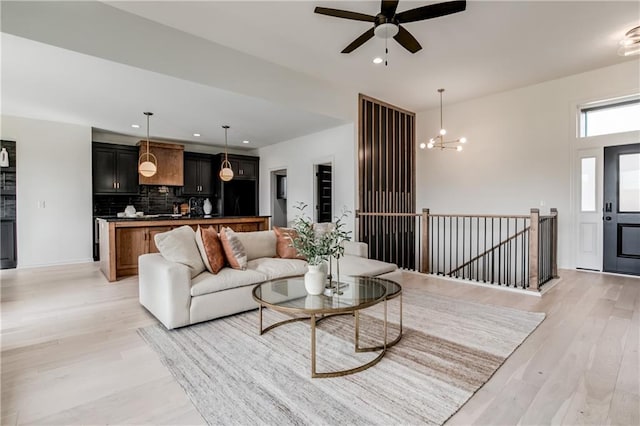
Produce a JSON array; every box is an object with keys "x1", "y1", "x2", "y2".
[{"x1": 358, "y1": 94, "x2": 415, "y2": 269}]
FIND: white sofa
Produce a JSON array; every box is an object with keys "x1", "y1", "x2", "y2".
[{"x1": 139, "y1": 229, "x2": 397, "y2": 329}]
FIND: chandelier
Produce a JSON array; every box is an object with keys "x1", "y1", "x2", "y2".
[
  {"x1": 138, "y1": 112, "x2": 158, "y2": 177},
  {"x1": 219, "y1": 125, "x2": 234, "y2": 182},
  {"x1": 420, "y1": 88, "x2": 467, "y2": 152}
]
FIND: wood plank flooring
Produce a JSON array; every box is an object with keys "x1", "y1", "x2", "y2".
[{"x1": 1, "y1": 263, "x2": 638, "y2": 425}]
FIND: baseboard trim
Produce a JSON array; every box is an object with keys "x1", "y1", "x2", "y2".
[
  {"x1": 397, "y1": 269, "x2": 544, "y2": 298},
  {"x1": 16, "y1": 258, "x2": 95, "y2": 270}
]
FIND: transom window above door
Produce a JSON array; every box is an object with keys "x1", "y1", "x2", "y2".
[{"x1": 579, "y1": 96, "x2": 640, "y2": 137}]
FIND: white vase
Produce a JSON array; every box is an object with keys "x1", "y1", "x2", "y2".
[
  {"x1": 0, "y1": 148, "x2": 8, "y2": 167},
  {"x1": 304, "y1": 264, "x2": 326, "y2": 295},
  {"x1": 124, "y1": 205, "x2": 136, "y2": 217},
  {"x1": 203, "y1": 198, "x2": 212, "y2": 215}
]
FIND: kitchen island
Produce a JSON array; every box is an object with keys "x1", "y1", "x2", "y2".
[{"x1": 97, "y1": 215, "x2": 270, "y2": 282}]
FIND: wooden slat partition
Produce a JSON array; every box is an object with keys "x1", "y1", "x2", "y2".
[{"x1": 358, "y1": 94, "x2": 416, "y2": 269}]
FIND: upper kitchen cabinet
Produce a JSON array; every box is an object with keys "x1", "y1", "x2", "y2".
[
  {"x1": 92, "y1": 143, "x2": 139, "y2": 195},
  {"x1": 138, "y1": 141, "x2": 184, "y2": 186},
  {"x1": 181, "y1": 152, "x2": 214, "y2": 196},
  {"x1": 222, "y1": 154, "x2": 259, "y2": 180}
]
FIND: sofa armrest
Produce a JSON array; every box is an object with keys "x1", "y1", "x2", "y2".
[
  {"x1": 139, "y1": 253, "x2": 192, "y2": 329},
  {"x1": 342, "y1": 241, "x2": 369, "y2": 258}
]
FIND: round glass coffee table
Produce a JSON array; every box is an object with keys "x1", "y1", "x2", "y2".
[{"x1": 252, "y1": 275, "x2": 402, "y2": 378}]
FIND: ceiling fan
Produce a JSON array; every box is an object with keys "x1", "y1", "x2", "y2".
[{"x1": 314, "y1": 0, "x2": 466, "y2": 54}]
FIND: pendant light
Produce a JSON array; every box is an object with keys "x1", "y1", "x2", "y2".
[
  {"x1": 420, "y1": 88, "x2": 467, "y2": 152},
  {"x1": 138, "y1": 112, "x2": 158, "y2": 177},
  {"x1": 219, "y1": 125, "x2": 234, "y2": 182}
]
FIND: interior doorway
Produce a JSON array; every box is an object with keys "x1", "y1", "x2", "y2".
[
  {"x1": 315, "y1": 163, "x2": 332, "y2": 223},
  {"x1": 603, "y1": 143, "x2": 640, "y2": 275},
  {"x1": 270, "y1": 169, "x2": 287, "y2": 228}
]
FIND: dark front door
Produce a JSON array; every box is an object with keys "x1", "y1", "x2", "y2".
[
  {"x1": 603, "y1": 143, "x2": 640, "y2": 275},
  {"x1": 316, "y1": 164, "x2": 332, "y2": 223}
]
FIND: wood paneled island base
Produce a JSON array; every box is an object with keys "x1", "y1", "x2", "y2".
[{"x1": 97, "y1": 216, "x2": 270, "y2": 282}]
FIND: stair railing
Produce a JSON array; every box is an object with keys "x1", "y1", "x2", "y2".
[{"x1": 355, "y1": 208, "x2": 558, "y2": 291}]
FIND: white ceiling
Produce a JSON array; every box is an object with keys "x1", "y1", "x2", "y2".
[
  {"x1": 2, "y1": 1, "x2": 639, "y2": 148},
  {"x1": 1, "y1": 34, "x2": 344, "y2": 148}
]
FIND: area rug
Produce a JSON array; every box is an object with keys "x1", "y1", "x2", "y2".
[{"x1": 138, "y1": 289, "x2": 545, "y2": 425}]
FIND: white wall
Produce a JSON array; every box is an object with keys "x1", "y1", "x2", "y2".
[
  {"x1": 415, "y1": 60, "x2": 640, "y2": 269},
  {"x1": 1, "y1": 115, "x2": 93, "y2": 267},
  {"x1": 256, "y1": 123, "x2": 356, "y2": 233}
]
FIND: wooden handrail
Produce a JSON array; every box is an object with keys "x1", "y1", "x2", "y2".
[
  {"x1": 430, "y1": 213, "x2": 531, "y2": 219},
  {"x1": 358, "y1": 211, "x2": 530, "y2": 219},
  {"x1": 449, "y1": 226, "x2": 530, "y2": 275},
  {"x1": 356, "y1": 211, "x2": 421, "y2": 217}
]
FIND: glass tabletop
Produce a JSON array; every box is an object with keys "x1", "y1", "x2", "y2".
[{"x1": 253, "y1": 275, "x2": 400, "y2": 314}]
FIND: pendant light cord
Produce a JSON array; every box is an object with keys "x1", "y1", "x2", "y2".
[
  {"x1": 146, "y1": 113, "x2": 150, "y2": 161},
  {"x1": 439, "y1": 88, "x2": 444, "y2": 131}
]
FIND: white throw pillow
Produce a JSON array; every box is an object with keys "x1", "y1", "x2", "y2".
[
  {"x1": 154, "y1": 225, "x2": 206, "y2": 278},
  {"x1": 235, "y1": 230, "x2": 277, "y2": 260}
]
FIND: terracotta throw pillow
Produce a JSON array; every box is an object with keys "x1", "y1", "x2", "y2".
[
  {"x1": 273, "y1": 226, "x2": 304, "y2": 260},
  {"x1": 195, "y1": 225, "x2": 226, "y2": 274},
  {"x1": 219, "y1": 227, "x2": 248, "y2": 270}
]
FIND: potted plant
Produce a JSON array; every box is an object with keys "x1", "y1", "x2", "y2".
[{"x1": 290, "y1": 202, "x2": 351, "y2": 295}]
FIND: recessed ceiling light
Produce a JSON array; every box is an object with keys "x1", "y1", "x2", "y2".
[
  {"x1": 242, "y1": 140, "x2": 250, "y2": 144},
  {"x1": 373, "y1": 57, "x2": 383, "y2": 64},
  {"x1": 193, "y1": 133, "x2": 201, "y2": 137},
  {"x1": 131, "y1": 124, "x2": 140, "y2": 128}
]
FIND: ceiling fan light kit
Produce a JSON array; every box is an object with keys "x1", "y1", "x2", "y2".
[
  {"x1": 422, "y1": 88, "x2": 467, "y2": 152},
  {"x1": 618, "y1": 25, "x2": 640, "y2": 57},
  {"x1": 138, "y1": 112, "x2": 158, "y2": 177},
  {"x1": 314, "y1": 0, "x2": 466, "y2": 57}
]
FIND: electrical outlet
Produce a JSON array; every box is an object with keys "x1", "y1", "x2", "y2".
[{"x1": 37, "y1": 200, "x2": 46, "y2": 208}]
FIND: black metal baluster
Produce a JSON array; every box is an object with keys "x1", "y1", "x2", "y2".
[
  {"x1": 455, "y1": 217, "x2": 459, "y2": 277},
  {"x1": 430, "y1": 216, "x2": 433, "y2": 274},
  {"x1": 449, "y1": 216, "x2": 452, "y2": 275},
  {"x1": 437, "y1": 216, "x2": 440, "y2": 275},
  {"x1": 491, "y1": 218, "x2": 495, "y2": 284}
]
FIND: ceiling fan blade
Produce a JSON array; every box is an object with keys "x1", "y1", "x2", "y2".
[
  {"x1": 395, "y1": 0, "x2": 466, "y2": 23},
  {"x1": 394, "y1": 26, "x2": 422, "y2": 53},
  {"x1": 314, "y1": 7, "x2": 376, "y2": 22},
  {"x1": 381, "y1": 0, "x2": 400, "y2": 17},
  {"x1": 341, "y1": 27, "x2": 376, "y2": 53}
]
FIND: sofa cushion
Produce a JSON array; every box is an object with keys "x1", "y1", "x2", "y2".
[
  {"x1": 190, "y1": 267, "x2": 267, "y2": 297},
  {"x1": 235, "y1": 230, "x2": 277, "y2": 261},
  {"x1": 246, "y1": 257, "x2": 308, "y2": 281},
  {"x1": 273, "y1": 226, "x2": 304, "y2": 259},
  {"x1": 154, "y1": 225, "x2": 206, "y2": 278},
  {"x1": 330, "y1": 255, "x2": 397, "y2": 277},
  {"x1": 195, "y1": 225, "x2": 226, "y2": 274},
  {"x1": 220, "y1": 227, "x2": 248, "y2": 270}
]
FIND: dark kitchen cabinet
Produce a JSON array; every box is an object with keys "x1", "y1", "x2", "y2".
[
  {"x1": 0, "y1": 220, "x2": 16, "y2": 269},
  {"x1": 181, "y1": 153, "x2": 214, "y2": 196},
  {"x1": 216, "y1": 154, "x2": 259, "y2": 216},
  {"x1": 224, "y1": 154, "x2": 258, "y2": 180},
  {"x1": 1, "y1": 140, "x2": 17, "y2": 269},
  {"x1": 92, "y1": 143, "x2": 139, "y2": 195}
]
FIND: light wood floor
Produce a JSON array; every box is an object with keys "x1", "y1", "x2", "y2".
[{"x1": 1, "y1": 264, "x2": 638, "y2": 425}]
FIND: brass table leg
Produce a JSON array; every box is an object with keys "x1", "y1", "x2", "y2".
[
  {"x1": 355, "y1": 292, "x2": 402, "y2": 352},
  {"x1": 311, "y1": 313, "x2": 317, "y2": 378}
]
